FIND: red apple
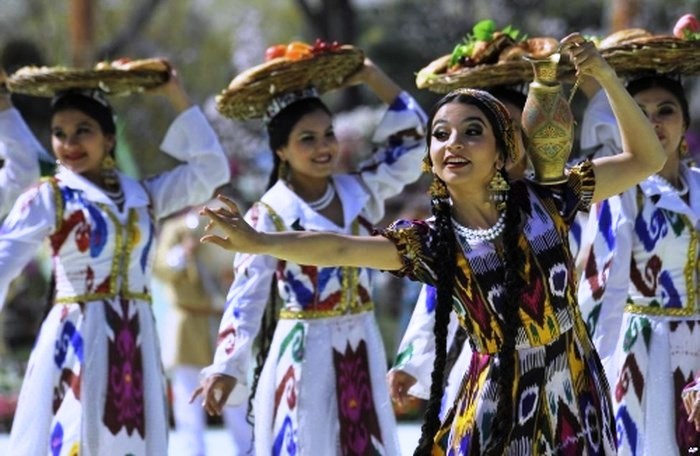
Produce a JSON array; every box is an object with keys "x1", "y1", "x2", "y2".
[{"x1": 673, "y1": 13, "x2": 700, "y2": 39}]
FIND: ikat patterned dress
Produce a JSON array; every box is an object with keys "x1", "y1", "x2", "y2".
[
  {"x1": 202, "y1": 92, "x2": 426, "y2": 456},
  {"x1": 0, "y1": 107, "x2": 230, "y2": 456},
  {"x1": 578, "y1": 164, "x2": 700, "y2": 455},
  {"x1": 382, "y1": 162, "x2": 617, "y2": 455}
]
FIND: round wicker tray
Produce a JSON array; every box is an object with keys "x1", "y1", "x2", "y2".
[
  {"x1": 216, "y1": 45, "x2": 364, "y2": 120},
  {"x1": 417, "y1": 57, "x2": 575, "y2": 93},
  {"x1": 6, "y1": 66, "x2": 169, "y2": 97},
  {"x1": 600, "y1": 36, "x2": 700, "y2": 76}
]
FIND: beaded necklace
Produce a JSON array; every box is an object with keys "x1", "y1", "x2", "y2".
[
  {"x1": 307, "y1": 183, "x2": 336, "y2": 211},
  {"x1": 452, "y1": 210, "x2": 506, "y2": 242}
]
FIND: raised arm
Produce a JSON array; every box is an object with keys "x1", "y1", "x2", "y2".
[
  {"x1": 201, "y1": 194, "x2": 404, "y2": 271},
  {"x1": 562, "y1": 34, "x2": 666, "y2": 202}
]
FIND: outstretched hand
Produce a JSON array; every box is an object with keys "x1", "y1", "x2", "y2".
[
  {"x1": 200, "y1": 194, "x2": 264, "y2": 253},
  {"x1": 189, "y1": 373, "x2": 237, "y2": 416}
]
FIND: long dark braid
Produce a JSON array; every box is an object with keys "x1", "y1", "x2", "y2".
[
  {"x1": 246, "y1": 278, "x2": 279, "y2": 425},
  {"x1": 485, "y1": 172, "x2": 525, "y2": 455},
  {"x1": 414, "y1": 190, "x2": 457, "y2": 455}
]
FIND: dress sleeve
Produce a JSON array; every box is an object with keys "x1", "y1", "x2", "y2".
[
  {"x1": 354, "y1": 92, "x2": 427, "y2": 223},
  {"x1": 380, "y1": 218, "x2": 437, "y2": 286},
  {"x1": 141, "y1": 106, "x2": 231, "y2": 220},
  {"x1": 576, "y1": 189, "x2": 635, "y2": 365},
  {"x1": 200, "y1": 203, "x2": 279, "y2": 389},
  {"x1": 0, "y1": 181, "x2": 57, "y2": 311},
  {"x1": 390, "y1": 284, "x2": 438, "y2": 399},
  {"x1": 0, "y1": 108, "x2": 43, "y2": 218}
]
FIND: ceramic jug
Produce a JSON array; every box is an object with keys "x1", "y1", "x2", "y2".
[{"x1": 521, "y1": 54, "x2": 574, "y2": 184}]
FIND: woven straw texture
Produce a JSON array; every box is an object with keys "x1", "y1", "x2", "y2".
[
  {"x1": 216, "y1": 45, "x2": 364, "y2": 120},
  {"x1": 418, "y1": 36, "x2": 700, "y2": 93},
  {"x1": 418, "y1": 60, "x2": 578, "y2": 93},
  {"x1": 7, "y1": 67, "x2": 168, "y2": 97},
  {"x1": 600, "y1": 36, "x2": 700, "y2": 76}
]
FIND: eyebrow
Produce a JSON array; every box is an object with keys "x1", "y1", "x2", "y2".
[{"x1": 433, "y1": 116, "x2": 487, "y2": 127}]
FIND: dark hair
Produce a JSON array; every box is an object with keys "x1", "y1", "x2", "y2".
[
  {"x1": 51, "y1": 90, "x2": 116, "y2": 135},
  {"x1": 626, "y1": 75, "x2": 690, "y2": 128},
  {"x1": 415, "y1": 88, "x2": 524, "y2": 455},
  {"x1": 265, "y1": 97, "x2": 332, "y2": 190},
  {"x1": 488, "y1": 86, "x2": 527, "y2": 111}
]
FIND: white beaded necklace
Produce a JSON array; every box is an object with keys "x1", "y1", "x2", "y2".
[
  {"x1": 307, "y1": 183, "x2": 336, "y2": 211},
  {"x1": 452, "y1": 210, "x2": 507, "y2": 242},
  {"x1": 651, "y1": 174, "x2": 688, "y2": 197}
]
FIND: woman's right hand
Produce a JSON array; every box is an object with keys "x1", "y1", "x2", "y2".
[
  {"x1": 560, "y1": 33, "x2": 617, "y2": 84},
  {"x1": 386, "y1": 369, "x2": 418, "y2": 414},
  {"x1": 200, "y1": 194, "x2": 265, "y2": 253},
  {"x1": 189, "y1": 373, "x2": 238, "y2": 416}
]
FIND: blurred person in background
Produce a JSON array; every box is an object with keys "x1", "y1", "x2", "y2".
[{"x1": 154, "y1": 196, "x2": 253, "y2": 456}]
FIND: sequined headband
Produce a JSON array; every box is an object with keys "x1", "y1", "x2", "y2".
[
  {"x1": 447, "y1": 88, "x2": 518, "y2": 162},
  {"x1": 51, "y1": 88, "x2": 111, "y2": 109},
  {"x1": 263, "y1": 86, "x2": 320, "y2": 124}
]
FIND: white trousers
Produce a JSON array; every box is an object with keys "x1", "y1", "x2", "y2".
[{"x1": 171, "y1": 365, "x2": 254, "y2": 456}]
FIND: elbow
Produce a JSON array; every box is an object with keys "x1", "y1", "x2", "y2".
[{"x1": 650, "y1": 146, "x2": 667, "y2": 173}]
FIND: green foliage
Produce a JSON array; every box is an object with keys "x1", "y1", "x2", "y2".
[{"x1": 449, "y1": 19, "x2": 525, "y2": 67}]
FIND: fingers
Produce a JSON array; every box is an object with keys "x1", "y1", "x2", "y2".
[
  {"x1": 200, "y1": 234, "x2": 232, "y2": 249},
  {"x1": 189, "y1": 386, "x2": 204, "y2": 404},
  {"x1": 216, "y1": 193, "x2": 240, "y2": 214}
]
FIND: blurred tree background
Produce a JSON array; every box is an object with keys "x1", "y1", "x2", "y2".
[{"x1": 2, "y1": 0, "x2": 700, "y2": 366}]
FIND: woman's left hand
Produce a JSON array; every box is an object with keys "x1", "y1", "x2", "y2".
[
  {"x1": 200, "y1": 194, "x2": 264, "y2": 253},
  {"x1": 148, "y1": 59, "x2": 192, "y2": 112}
]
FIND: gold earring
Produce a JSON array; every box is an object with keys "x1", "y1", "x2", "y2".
[
  {"x1": 488, "y1": 168, "x2": 509, "y2": 210},
  {"x1": 278, "y1": 160, "x2": 289, "y2": 181},
  {"x1": 101, "y1": 155, "x2": 119, "y2": 188}
]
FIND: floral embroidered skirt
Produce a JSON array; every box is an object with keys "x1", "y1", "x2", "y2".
[
  {"x1": 8, "y1": 298, "x2": 168, "y2": 455},
  {"x1": 253, "y1": 312, "x2": 401, "y2": 456}
]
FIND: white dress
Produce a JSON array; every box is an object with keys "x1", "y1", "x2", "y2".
[
  {"x1": 0, "y1": 106, "x2": 230, "y2": 456},
  {"x1": 577, "y1": 92, "x2": 700, "y2": 455},
  {"x1": 202, "y1": 92, "x2": 427, "y2": 456}
]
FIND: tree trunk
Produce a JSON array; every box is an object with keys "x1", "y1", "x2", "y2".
[{"x1": 69, "y1": 0, "x2": 94, "y2": 68}]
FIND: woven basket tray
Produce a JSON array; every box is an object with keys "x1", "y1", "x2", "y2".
[
  {"x1": 216, "y1": 45, "x2": 364, "y2": 120},
  {"x1": 600, "y1": 36, "x2": 700, "y2": 75},
  {"x1": 417, "y1": 56, "x2": 575, "y2": 93},
  {"x1": 7, "y1": 66, "x2": 169, "y2": 97}
]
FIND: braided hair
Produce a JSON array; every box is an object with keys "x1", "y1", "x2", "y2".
[
  {"x1": 414, "y1": 88, "x2": 525, "y2": 455},
  {"x1": 248, "y1": 96, "x2": 333, "y2": 423}
]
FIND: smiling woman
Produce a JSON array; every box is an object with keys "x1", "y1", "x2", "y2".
[
  {"x1": 192, "y1": 55, "x2": 428, "y2": 456},
  {"x1": 0, "y1": 63, "x2": 230, "y2": 455}
]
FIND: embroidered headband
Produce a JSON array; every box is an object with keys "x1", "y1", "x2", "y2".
[
  {"x1": 51, "y1": 88, "x2": 116, "y2": 135},
  {"x1": 263, "y1": 86, "x2": 320, "y2": 124}
]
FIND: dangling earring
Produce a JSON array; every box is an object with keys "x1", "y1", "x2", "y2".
[
  {"x1": 278, "y1": 160, "x2": 289, "y2": 181},
  {"x1": 488, "y1": 168, "x2": 509, "y2": 211},
  {"x1": 101, "y1": 155, "x2": 119, "y2": 188}
]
